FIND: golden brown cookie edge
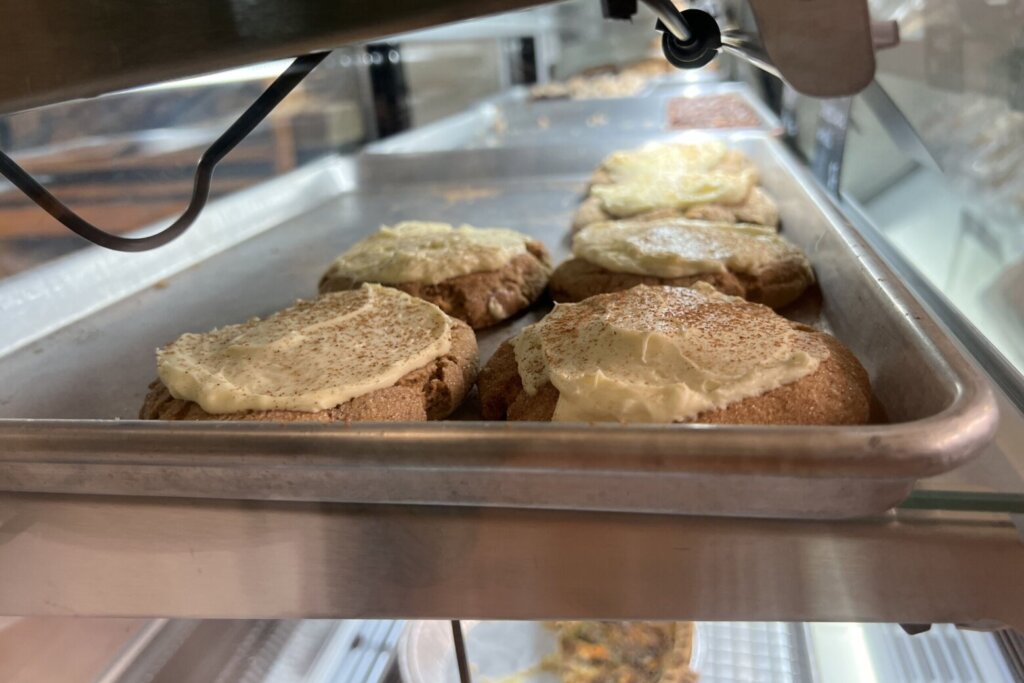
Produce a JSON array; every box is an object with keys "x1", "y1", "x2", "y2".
[
  {"x1": 320, "y1": 243, "x2": 551, "y2": 329},
  {"x1": 140, "y1": 319, "x2": 479, "y2": 423}
]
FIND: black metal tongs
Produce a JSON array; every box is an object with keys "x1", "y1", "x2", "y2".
[{"x1": 0, "y1": 51, "x2": 328, "y2": 253}]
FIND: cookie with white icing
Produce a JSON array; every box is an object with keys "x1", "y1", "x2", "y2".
[
  {"x1": 550, "y1": 218, "x2": 813, "y2": 308},
  {"x1": 319, "y1": 221, "x2": 551, "y2": 329},
  {"x1": 479, "y1": 284, "x2": 870, "y2": 425},
  {"x1": 141, "y1": 285, "x2": 478, "y2": 422}
]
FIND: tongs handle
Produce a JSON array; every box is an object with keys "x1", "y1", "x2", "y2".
[
  {"x1": 0, "y1": 51, "x2": 328, "y2": 253},
  {"x1": 640, "y1": 0, "x2": 692, "y2": 43}
]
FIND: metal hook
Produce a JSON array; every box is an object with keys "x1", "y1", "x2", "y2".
[{"x1": 0, "y1": 51, "x2": 328, "y2": 253}]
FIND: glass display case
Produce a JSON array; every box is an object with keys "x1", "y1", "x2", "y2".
[{"x1": 1, "y1": 1, "x2": 1023, "y2": 681}]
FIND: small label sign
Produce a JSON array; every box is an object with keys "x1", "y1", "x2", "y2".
[{"x1": 811, "y1": 97, "x2": 853, "y2": 196}]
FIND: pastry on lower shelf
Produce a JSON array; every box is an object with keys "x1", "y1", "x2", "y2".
[
  {"x1": 319, "y1": 221, "x2": 551, "y2": 329},
  {"x1": 555, "y1": 621, "x2": 698, "y2": 683},
  {"x1": 572, "y1": 141, "x2": 780, "y2": 231},
  {"x1": 140, "y1": 284, "x2": 478, "y2": 422},
  {"x1": 479, "y1": 283, "x2": 871, "y2": 425},
  {"x1": 550, "y1": 218, "x2": 813, "y2": 309},
  {"x1": 530, "y1": 71, "x2": 648, "y2": 100}
]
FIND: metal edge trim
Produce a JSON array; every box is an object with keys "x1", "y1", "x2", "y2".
[
  {"x1": 762, "y1": 136, "x2": 1000, "y2": 469},
  {"x1": 841, "y1": 195, "x2": 1024, "y2": 411},
  {"x1": 0, "y1": 417, "x2": 992, "y2": 478}
]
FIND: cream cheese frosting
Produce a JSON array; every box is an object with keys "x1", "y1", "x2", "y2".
[
  {"x1": 591, "y1": 141, "x2": 758, "y2": 218},
  {"x1": 573, "y1": 219, "x2": 811, "y2": 279},
  {"x1": 323, "y1": 221, "x2": 532, "y2": 285},
  {"x1": 600, "y1": 140, "x2": 733, "y2": 182},
  {"x1": 157, "y1": 284, "x2": 452, "y2": 414},
  {"x1": 511, "y1": 283, "x2": 826, "y2": 423},
  {"x1": 591, "y1": 169, "x2": 757, "y2": 218}
]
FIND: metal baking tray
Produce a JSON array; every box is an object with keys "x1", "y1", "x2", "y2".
[
  {"x1": 365, "y1": 82, "x2": 782, "y2": 155},
  {"x1": 0, "y1": 127, "x2": 996, "y2": 519}
]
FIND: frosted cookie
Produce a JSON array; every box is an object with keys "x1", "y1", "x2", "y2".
[
  {"x1": 588, "y1": 140, "x2": 758, "y2": 187},
  {"x1": 319, "y1": 221, "x2": 551, "y2": 329},
  {"x1": 479, "y1": 283, "x2": 871, "y2": 425},
  {"x1": 572, "y1": 187, "x2": 779, "y2": 231},
  {"x1": 141, "y1": 284, "x2": 478, "y2": 422},
  {"x1": 556, "y1": 622, "x2": 697, "y2": 683},
  {"x1": 550, "y1": 218, "x2": 813, "y2": 308},
  {"x1": 572, "y1": 141, "x2": 780, "y2": 231}
]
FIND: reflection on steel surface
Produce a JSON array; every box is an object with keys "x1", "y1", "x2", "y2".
[{"x1": 1, "y1": 495, "x2": 1023, "y2": 625}]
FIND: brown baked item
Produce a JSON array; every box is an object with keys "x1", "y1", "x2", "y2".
[
  {"x1": 549, "y1": 219, "x2": 814, "y2": 308},
  {"x1": 479, "y1": 285, "x2": 871, "y2": 425},
  {"x1": 550, "y1": 256, "x2": 744, "y2": 302},
  {"x1": 319, "y1": 223, "x2": 551, "y2": 329},
  {"x1": 571, "y1": 186, "x2": 780, "y2": 232},
  {"x1": 573, "y1": 143, "x2": 779, "y2": 232},
  {"x1": 587, "y1": 148, "x2": 757, "y2": 188},
  {"x1": 555, "y1": 622, "x2": 698, "y2": 683},
  {"x1": 322, "y1": 245, "x2": 550, "y2": 329},
  {"x1": 141, "y1": 317, "x2": 478, "y2": 422},
  {"x1": 142, "y1": 286, "x2": 479, "y2": 423}
]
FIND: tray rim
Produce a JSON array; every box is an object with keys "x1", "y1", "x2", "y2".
[{"x1": 0, "y1": 403, "x2": 997, "y2": 479}]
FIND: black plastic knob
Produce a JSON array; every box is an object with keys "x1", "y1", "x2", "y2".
[{"x1": 657, "y1": 9, "x2": 721, "y2": 69}]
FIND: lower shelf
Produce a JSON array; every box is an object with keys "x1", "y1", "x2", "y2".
[{"x1": 2, "y1": 491, "x2": 1024, "y2": 628}]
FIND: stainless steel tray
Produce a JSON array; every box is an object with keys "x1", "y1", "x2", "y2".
[
  {"x1": 364, "y1": 82, "x2": 781, "y2": 155},
  {"x1": 0, "y1": 130, "x2": 996, "y2": 519}
]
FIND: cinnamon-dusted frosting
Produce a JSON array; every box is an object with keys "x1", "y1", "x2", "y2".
[
  {"x1": 511, "y1": 284, "x2": 827, "y2": 423},
  {"x1": 322, "y1": 221, "x2": 533, "y2": 285},
  {"x1": 591, "y1": 141, "x2": 758, "y2": 218},
  {"x1": 573, "y1": 218, "x2": 812, "y2": 279},
  {"x1": 600, "y1": 140, "x2": 733, "y2": 182},
  {"x1": 157, "y1": 284, "x2": 452, "y2": 414}
]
